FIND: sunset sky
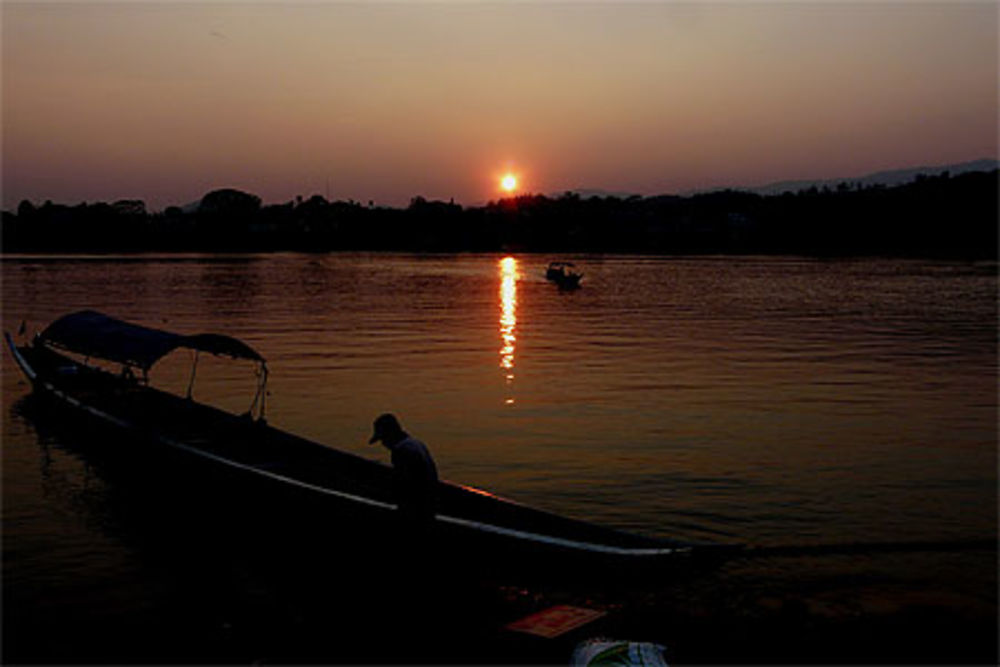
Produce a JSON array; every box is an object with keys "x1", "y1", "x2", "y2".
[{"x1": 3, "y1": 2, "x2": 997, "y2": 211}]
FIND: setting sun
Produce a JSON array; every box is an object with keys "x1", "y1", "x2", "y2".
[{"x1": 500, "y1": 174, "x2": 517, "y2": 193}]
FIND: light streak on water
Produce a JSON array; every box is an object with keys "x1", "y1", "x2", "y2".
[{"x1": 499, "y1": 256, "x2": 518, "y2": 404}]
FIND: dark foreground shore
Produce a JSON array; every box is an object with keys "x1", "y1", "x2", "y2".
[
  {"x1": 7, "y1": 546, "x2": 997, "y2": 664},
  {"x1": 6, "y1": 437, "x2": 996, "y2": 665}
]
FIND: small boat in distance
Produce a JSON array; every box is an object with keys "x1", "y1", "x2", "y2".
[
  {"x1": 544, "y1": 261, "x2": 583, "y2": 290},
  {"x1": 5, "y1": 310, "x2": 708, "y2": 566}
]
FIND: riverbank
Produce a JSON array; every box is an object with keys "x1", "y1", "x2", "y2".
[{"x1": 4, "y1": 170, "x2": 997, "y2": 258}]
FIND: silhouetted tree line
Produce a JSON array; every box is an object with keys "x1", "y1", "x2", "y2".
[{"x1": 3, "y1": 170, "x2": 997, "y2": 258}]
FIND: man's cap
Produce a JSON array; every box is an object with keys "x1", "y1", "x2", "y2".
[{"x1": 369, "y1": 413, "x2": 402, "y2": 444}]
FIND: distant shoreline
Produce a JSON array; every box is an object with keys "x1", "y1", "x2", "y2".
[{"x1": 3, "y1": 169, "x2": 997, "y2": 259}]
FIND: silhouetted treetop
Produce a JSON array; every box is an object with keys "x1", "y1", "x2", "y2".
[{"x1": 198, "y1": 189, "x2": 261, "y2": 215}]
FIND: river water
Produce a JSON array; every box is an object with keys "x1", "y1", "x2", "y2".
[{"x1": 2, "y1": 253, "x2": 997, "y2": 663}]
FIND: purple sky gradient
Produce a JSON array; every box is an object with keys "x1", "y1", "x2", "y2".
[{"x1": 3, "y1": 2, "x2": 997, "y2": 211}]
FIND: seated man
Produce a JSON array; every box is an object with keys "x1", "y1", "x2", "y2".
[{"x1": 369, "y1": 413, "x2": 438, "y2": 524}]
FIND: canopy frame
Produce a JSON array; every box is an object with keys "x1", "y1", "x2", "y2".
[{"x1": 38, "y1": 310, "x2": 268, "y2": 421}]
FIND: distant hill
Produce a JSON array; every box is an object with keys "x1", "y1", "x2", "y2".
[
  {"x1": 742, "y1": 158, "x2": 999, "y2": 196},
  {"x1": 576, "y1": 159, "x2": 998, "y2": 200}
]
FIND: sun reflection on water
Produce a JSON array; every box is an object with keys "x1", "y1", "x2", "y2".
[{"x1": 499, "y1": 256, "x2": 518, "y2": 404}]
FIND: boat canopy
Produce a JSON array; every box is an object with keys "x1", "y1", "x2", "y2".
[{"x1": 39, "y1": 310, "x2": 265, "y2": 371}]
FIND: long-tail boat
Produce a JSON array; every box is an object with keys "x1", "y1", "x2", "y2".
[{"x1": 6, "y1": 310, "x2": 708, "y2": 565}]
